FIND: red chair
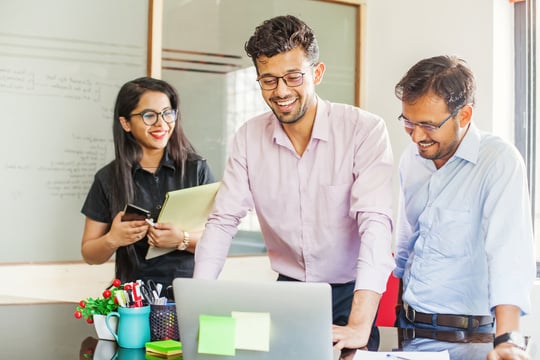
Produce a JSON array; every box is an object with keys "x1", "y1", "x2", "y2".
[{"x1": 376, "y1": 273, "x2": 400, "y2": 327}]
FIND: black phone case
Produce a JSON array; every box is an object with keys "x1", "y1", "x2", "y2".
[{"x1": 121, "y1": 203, "x2": 151, "y2": 221}]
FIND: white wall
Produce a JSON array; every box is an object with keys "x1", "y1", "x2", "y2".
[
  {"x1": 361, "y1": 0, "x2": 510, "y2": 165},
  {"x1": 360, "y1": 0, "x2": 538, "y2": 350}
]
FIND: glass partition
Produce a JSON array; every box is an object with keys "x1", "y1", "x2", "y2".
[{"x1": 161, "y1": 0, "x2": 361, "y2": 254}]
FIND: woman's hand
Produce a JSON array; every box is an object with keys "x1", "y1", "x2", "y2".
[
  {"x1": 108, "y1": 212, "x2": 149, "y2": 247},
  {"x1": 147, "y1": 222, "x2": 183, "y2": 249},
  {"x1": 81, "y1": 212, "x2": 149, "y2": 264},
  {"x1": 147, "y1": 223, "x2": 203, "y2": 253}
]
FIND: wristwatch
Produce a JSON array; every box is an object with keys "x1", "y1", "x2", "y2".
[
  {"x1": 493, "y1": 331, "x2": 527, "y2": 351},
  {"x1": 177, "y1": 231, "x2": 190, "y2": 251}
]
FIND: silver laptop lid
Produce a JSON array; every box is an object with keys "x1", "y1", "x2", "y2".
[{"x1": 173, "y1": 278, "x2": 333, "y2": 360}]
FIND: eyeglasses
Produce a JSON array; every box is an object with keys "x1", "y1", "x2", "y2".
[
  {"x1": 256, "y1": 71, "x2": 306, "y2": 90},
  {"x1": 129, "y1": 109, "x2": 177, "y2": 126},
  {"x1": 398, "y1": 107, "x2": 461, "y2": 132}
]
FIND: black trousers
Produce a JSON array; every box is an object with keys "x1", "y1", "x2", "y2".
[{"x1": 277, "y1": 274, "x2": 380, "y2": 351}]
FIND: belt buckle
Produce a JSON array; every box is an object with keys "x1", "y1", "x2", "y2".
[
  {"x1": 403, "y1": 328, "x2": 416, "y2": 340},
  {"x1": 405, "y1": 303, "x2": 416, "y2": 322}
]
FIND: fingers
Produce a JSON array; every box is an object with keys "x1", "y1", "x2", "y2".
[
  {"x1": 332, "y1": 324, "x2": 369, "y2": 353},
  {"x1": 127, "y1": 223, "x2": 148, "y2": 242},
  {"x1": 488, "y1": 346, "x2": 530, "y2": 360},
  {"x1": 147, "y1": 233, "x2": 155, "y2": 247}
]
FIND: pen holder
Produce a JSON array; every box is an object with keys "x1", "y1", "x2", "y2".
[{"x1": 150, "y1": 302, "x2": 179, "y2": 341}]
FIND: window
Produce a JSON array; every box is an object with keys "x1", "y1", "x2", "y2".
[
  {"x1": 514, "y1": 0, "x2": 538, "y2": 276},
  {"x1": 534, "y1": 1, "x2": 539, "y2": 276}
]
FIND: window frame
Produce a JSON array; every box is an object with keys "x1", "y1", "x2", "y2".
[{"x1": 514, "y1": 0, "x2": 538, "y2": 276}]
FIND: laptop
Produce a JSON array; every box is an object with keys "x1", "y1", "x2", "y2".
[{"x1": 172, "y1": 278, "x2": 334, "y2": 360}]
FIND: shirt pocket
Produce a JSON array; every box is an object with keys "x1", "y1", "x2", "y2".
[
  {"x1": 426, "y1": 206, "x2": 472, "y2": 257},
  {"x1": 317, "y1": 183, "x2": 352, "y2": 226}
]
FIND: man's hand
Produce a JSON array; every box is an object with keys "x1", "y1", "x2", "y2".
[
  {"x1": 332, "y1": 289, "x2": 380, "y2": 351},
  {"x1": 332, "y1": 323, "x2": 369, "y2": 350},
  {"x1": 487, "y1": 343, "x2": 530, "y2": 360}
]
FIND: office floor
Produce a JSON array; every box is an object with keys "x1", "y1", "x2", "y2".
[{"x1": 0, "y1": 257, "x2": 398, "y2": 352}]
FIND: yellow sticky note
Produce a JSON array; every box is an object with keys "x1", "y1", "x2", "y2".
[
  {"x1": 198, "y1": 314, "x2": 236, "y2": 356},
  {"x1": 231, "y1": 311, "x2": 271, "y2": 352}
]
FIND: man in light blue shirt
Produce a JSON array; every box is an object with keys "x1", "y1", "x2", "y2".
[{"x1": 394, "y1": 55, "x2": 535, "y2": 360}]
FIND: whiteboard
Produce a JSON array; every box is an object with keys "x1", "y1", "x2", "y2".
[{"x1": 0, "y1": 0, "x2": 148, "y2": 262}]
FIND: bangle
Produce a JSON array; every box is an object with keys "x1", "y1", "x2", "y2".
[{"x1": 177, "y1": 231, "x2": 190, "y2": 251}]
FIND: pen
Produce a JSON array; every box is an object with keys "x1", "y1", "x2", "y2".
[
  {"x1": 145, "y1": 218, "x2": 156, "y2": 227},
  {"x1": 386, "y1": 354, "x2": 412, "y2": 360}
]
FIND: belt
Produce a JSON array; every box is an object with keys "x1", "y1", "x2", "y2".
[
  {"x1": 399, "y1": 328, "x2": 494, "y2": 343},
  {"x1": 403, "y1": 303, "x2": 493, "y2": 329}
]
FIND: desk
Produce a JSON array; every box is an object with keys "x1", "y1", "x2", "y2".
[
  {"x1": 0, "y1": 302, "x2": 96, "y2": 359},
  {"x1": 1, "y1": 303, "x2": 532, "y2": 360}
]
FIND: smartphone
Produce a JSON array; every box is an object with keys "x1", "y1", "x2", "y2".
[{"x1": 121, "y1": 203, "x2": 151, "y2": 222}]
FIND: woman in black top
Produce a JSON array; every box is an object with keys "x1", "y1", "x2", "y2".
[{"x1": 81, "y1": 77, "x2": 215, "y2": 289}]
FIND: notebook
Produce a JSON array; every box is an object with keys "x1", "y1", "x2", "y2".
[
  {"x1": 146, "y1": 182, "x2": 221, "y2": 259},
  {"x1": 172, "y1": 278, "x2": 334, "y2": 360}
]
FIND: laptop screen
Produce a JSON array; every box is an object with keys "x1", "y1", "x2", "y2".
[{"x1": 172, "y1": 278, "x2": 333, "y2": 360}]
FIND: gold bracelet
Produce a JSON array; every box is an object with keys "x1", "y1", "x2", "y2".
[{"x1": 177, "y1": 231, "x2": 190, "y2": 251}]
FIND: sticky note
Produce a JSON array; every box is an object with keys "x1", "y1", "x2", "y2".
[
  {"x1": 198, "y1": 314, "x2": 236, "y2": 356},
  {"x1": 231, "y1": 311, "x2": 271, "y2": 352}
]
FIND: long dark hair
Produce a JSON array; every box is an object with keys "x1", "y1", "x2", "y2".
[{"x1": 111, "y1": 77, "x2": 200, "y2": 281}]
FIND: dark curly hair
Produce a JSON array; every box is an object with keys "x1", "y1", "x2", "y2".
[
  {"x1": 395, "y1": 55, "x2": 476, "y2": 113},
  {"x1": 244, "y1": 15, "x2": 319, "y2": 68}
]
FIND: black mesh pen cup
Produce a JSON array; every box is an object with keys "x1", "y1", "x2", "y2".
[{"x1": 149, "y1": 302, "x2": 179, "y2": 341}]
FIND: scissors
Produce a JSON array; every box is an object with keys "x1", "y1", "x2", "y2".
[
  {"x1": 146, "y1": 280, "x2": 161, "y2": 298},
  {"x1": 140, "y1": 280, "x2": 162, "y2": 305},
  {"x1": 139, "y1": 283, "x2": 155, "y2": 305}
]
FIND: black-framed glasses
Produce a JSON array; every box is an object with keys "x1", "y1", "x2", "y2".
[
  {"x1": 398, "y1": 107, "x2": 462, "y2": 132},
  {"x1": 256, "y1": 71, "x2": 306, "y2": 90},
  {"x1": 129, "y1": 109, "x2": 177, "y2": 126}
]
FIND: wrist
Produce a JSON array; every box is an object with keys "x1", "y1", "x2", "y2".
[
  {"x1": 104, "y1": 232, "x2": 118, "y2": 251},
  {"x1": 177, "y1": 231, "x2": 190, "y2": 251},
  {"x1": 493, "y1": 331, "x2": 527, "y2": 351}
]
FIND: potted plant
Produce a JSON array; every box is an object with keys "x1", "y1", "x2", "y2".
[{"x1": 74, "y1": 278, "x2": 123, "y2": 340}]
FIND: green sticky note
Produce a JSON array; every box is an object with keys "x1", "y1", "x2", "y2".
[
  {"x1": 198, "y1": 314, "x2": 236, "y2": 356},
  {"x1": 231, "y1": 311, "x2": 271, "y2": 351}
]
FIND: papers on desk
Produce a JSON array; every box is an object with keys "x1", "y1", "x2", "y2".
[
  {"x1": 353, "y1": 350, "x2": 449, "y2": 360},
  {"x1": 146, "y1": 182, "x2": 221, "y2": 259}
]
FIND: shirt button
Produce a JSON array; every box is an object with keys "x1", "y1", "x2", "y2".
[{"x1": 156, "y1": 205, "x2": 162, "y2": 210}]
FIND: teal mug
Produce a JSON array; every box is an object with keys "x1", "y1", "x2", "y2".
[{"x1": 106, "y1": 306, "x2": 151, "y2": 348}]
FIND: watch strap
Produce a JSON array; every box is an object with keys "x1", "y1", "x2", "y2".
[{"x1": 493, "y1": 331, "x2": 527, "y2": 351}]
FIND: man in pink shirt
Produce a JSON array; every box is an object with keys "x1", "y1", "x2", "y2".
[{"x1": 194, "y1": 15, "x2": 394, "y2": 351}]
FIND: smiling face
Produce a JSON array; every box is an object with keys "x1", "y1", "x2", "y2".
[
  {"x1": 402, "y1": 92, "x2": 472, "y2": 169},
  {"x1": 119, "y1": 90, "x2": 175, "y2": 156},
  {"x1": 255, "y1": 47, "x2": 324, "y2": 126}
]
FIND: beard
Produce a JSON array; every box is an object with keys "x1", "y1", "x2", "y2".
[{"x1": 269, "y1": 96, "x2": 309, "y2": 125}]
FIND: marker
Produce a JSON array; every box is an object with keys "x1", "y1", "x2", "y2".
[{"x1": 115, "y1": 291, "x2": 127, "y2": 307}]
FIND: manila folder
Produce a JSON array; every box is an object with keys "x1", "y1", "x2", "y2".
[{"x1": 145, "y1": 182, "x2": 221, "y2": 260}]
